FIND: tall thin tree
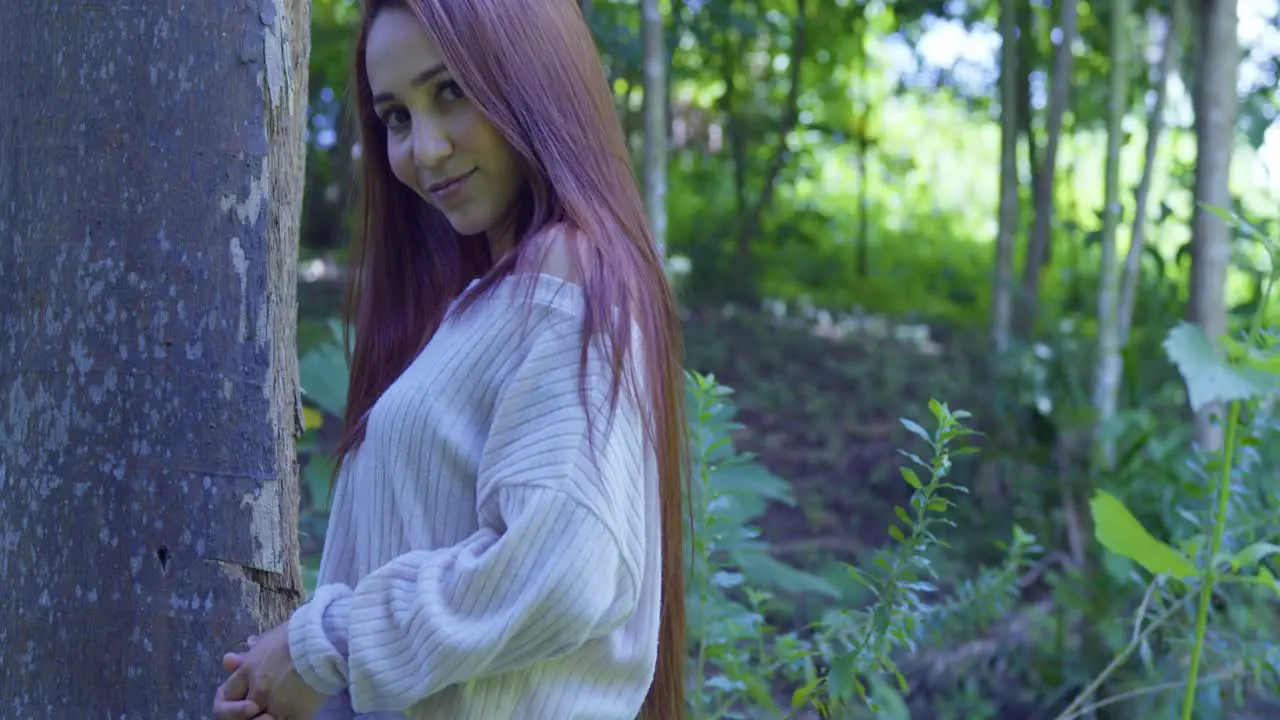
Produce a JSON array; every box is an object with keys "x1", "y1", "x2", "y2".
[
  {"x1": 1187, "y1": 0, "x2": 1239, "y2": 452},
  {"x1": 991, "y1": 0, "x2": 1020, "y2": 353},
  {"x1": 642, "y1": 0, "x2": 669, "y2": 255},
  {"x1": 1090, "y1": 0, "x2": 1133, "y2": 468},
  {"x1": 1094, "y1": 0, "x2": 1186, "y2": 465},
  {"x1": 1016, "y1": 0, "x2": 1079, "y2": 337}
]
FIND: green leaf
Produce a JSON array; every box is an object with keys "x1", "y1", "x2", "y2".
[
  {"x1": 928, "y1": 399, "x2": 945, "y2": 422},
  {"x1": 893, "y1": 667, "x2": 910, "y2": 692},
  {"x1": 733, "y1": 550, "x2": 842, "y2": 599},
  {"x1": 900, "y1": 467, "x2": 923, "y2": 490},
  {"x1": 1162, "y1": 322, "x2": 1280, "y2": 411},
  {"x1": 1258, "y1": 567, "x2": 1280, "y2": 597},
  {"x1": 894, "y1": 506, "x2": 912, "y2": 527},
  {"x1": 1230, "y1": 542, "x2": 1280, "y2": 572},
  {"x1": 1179, "y1": 533, "x2": 1208, "y2": 560},
  {"x1": 1200, "y1": 203, "x2": 1267, "y2": 243},
  {"x1": 302, "y1": 405, "x2": 324, "y2": 431},
  {"x1": 792, "y1": 677, "x2": 821, "y2": 709},
  {"x1": 299, "y1": 331, "x2": 350, "y2": 417},
  {"x1": 888, "y1": 525, "x2": 906, "y2": 543},
  {"x1": 1090, "y1": 490, "x2": 1198, "y2": 580},
  {"x1": 899, "y1": 418, "x2": 932, "y2": 445},
  {"x1": 303, "y1": 456, "x2": 335, "y2": 512}
]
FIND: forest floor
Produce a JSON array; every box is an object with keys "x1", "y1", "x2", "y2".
[{"x1": 681, "y1": 302, "x2": 998, "y2": 574}]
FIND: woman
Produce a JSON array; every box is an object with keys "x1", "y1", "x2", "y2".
[{"x1": 212, "y1": 0, "x2": 688, "y2": 718}]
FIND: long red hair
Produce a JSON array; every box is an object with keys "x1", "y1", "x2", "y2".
[{"x1": 337, "y1": 1, "x2": 688, "y2": 716}]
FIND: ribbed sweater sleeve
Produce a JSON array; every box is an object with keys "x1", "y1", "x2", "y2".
[{"x1": 288, "y1": 304, "x2": 646, "y2": 713}]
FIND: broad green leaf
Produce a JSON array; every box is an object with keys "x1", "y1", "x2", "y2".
[
  {"x1": 303, "y1": 456, "x2": 335, "y2": 512},
  {"x1": 1090, "y1": 490, "x2": 1198, "y2": 580},
  {"x1": 1162, "y1": 322, "x2": 1280, "y2": 411},
  {"x1": 708, "y1": 462, "x2": 794, "y2": 504},
  {"x1": 733, "y1": 550, "x2": 842, "y2": 599},
  {"x1": 299, "y1": 338, "x2": 350, "y2": 417}
]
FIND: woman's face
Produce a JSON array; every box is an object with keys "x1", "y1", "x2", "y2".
[{"x1": 365, "y1": 6, "x2": 525, "y2": 254}]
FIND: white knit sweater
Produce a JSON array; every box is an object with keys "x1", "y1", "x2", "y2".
[{"x1": 288, "y1": 273, "x2": 661, "y2": 719}]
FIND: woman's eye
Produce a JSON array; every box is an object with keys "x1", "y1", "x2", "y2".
[
  {"x1": 438, "y1": 81, "x2": 465, "y2": 102},
  {"x1": 380, "y1": 108, "x2": 410, "y2": 131}
]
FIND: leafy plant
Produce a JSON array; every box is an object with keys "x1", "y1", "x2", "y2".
[
  {"x1": 683, "y1": 370, "x2": 1036, "y2": 718},
  {"x1": 1057, "y1": 207, "x2": 1280, "y2": 719},
  {"x1": 805, "y1": 402, "x2": 1037, "y2": 716}
]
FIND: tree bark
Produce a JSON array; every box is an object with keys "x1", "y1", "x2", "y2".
[
  {"x1": 1188, "y1": 0, "x2": 1238, "y2": 451},
  {"x1": 642, "y1": 0, "x2": 669, "y2": 255},
  {"x1": 1016, "y1": 0, "x2": 1078, "y2": 337},
  {"x1": 0, "y1": 1, "x2": 309, "y2": 715},
  {"x1": 991, "y1": 0, "x2": 1020, "y2": 354}
]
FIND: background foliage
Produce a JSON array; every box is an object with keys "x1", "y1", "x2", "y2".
[{"x1": 295, "y1": 0, "x2": 1280, "y2": 716}]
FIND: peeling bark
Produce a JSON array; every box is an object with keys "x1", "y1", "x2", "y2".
[{"x1": 0, "y1": 0, "x2": 309, "y2": 715}]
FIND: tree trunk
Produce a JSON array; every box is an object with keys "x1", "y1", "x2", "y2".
[
  {"x1": 992, "y1": 0, "x2": 1020, "y2": 354},
  {"x1": 0, "y1": 1, "x2": 309, "y2": 715},
  {"x1": 1016, "y1": 0, "x2": 1079, "y2": 338},
  {"x1": 735, "y1": 0, "x2": 808, "y2": 267},
  {"x1": 1090, "y1": 0, "x2": 1133, "y2": 469},
  {"x1": 855, "y1": 13, "x2": 872, "y2": 278},
  {"x1": 1188, "y1": 0, "x2": 1238, "y2": 451},
  {"x1": 642, "y1": 0, "x2": 668, "y2": 255},
  {"x1": 1101, "y1": 0, "x2": 1185, "y2": 444},
  {"x1": 1017, "y1": 1, "x2": 1041, "y2": 206}
]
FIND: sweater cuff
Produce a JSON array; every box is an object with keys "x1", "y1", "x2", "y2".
[{"x1": 288, "y1": 583, "x2": 355, "y2": 696}]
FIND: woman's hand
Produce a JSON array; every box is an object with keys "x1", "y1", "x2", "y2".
[
  {"x1": 213, "y1": 623, "x2": 327, "y2": 720},
  {"x1": 214, "y1": 636, "x2": 272, "y2": 720}
]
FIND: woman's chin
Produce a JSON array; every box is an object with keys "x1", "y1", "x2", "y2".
[{"x1": 439, "y1": 211, "x2": 486, "y2": 237}]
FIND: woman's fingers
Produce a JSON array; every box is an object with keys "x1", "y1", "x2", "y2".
[
  {"x1": 213, "y1": 671, "x2": 259, "y2": 720},
  {"x1": 223, "y1": 652, "x2": 243, "y2": 673},
  {"x1": 212, "y1": 698, "x2": 261, "y2": 720}
]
